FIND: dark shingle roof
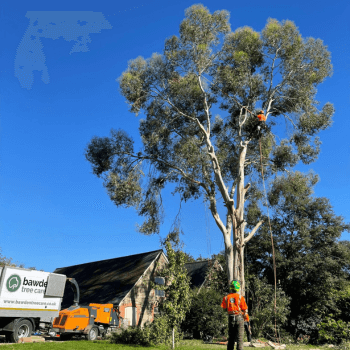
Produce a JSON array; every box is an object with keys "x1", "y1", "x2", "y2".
[
  {"x1": 54, "y1": 249, "x2": 163, "y2": 308},
  {"x1": 184, "y1": 261, "x2": 210, "y2": 289}
]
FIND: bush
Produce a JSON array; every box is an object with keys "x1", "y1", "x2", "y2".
[
  {"x1": 109, "y1": 325, "x2": 151, "y2": 346},
  {"x1": 294, "y1": 315, "x2": 321, "y2": 343},
  {"x1": 318, "y1": 317, "x2": 350, "y2": 345},
  {"x1": 109, "y1": 315, "x2": 182, "y2": 346},
  {"x1": 149, "y1": 314, "x2": 180, "y2": 345},
  {"x1": 181, "y1": 288, "x2": 228, "y2": 339},
  {"x1": 248, "y1": 276, "x2": 290, "y2": 339}
]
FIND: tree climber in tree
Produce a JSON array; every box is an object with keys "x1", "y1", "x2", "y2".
[
  {"x1": 221, "y1": 280, "x2": 247, "y2": 350},
  {"x1": 256, "y1": 110, "x2": 267, "y2": 137},
  {"x1": 257, "y1": 110, "x2": 266, "y2": 122}
]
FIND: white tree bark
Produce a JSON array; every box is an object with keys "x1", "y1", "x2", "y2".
[{"x1": 163, "y1": 74, "x2": 264, "y2": 295}]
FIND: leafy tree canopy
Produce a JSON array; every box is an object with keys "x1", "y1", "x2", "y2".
[
  {"x1": 246, "y1": 172, "x2": 350, "y2": 322},
  {"x1": 86, "y1": 4, "x2": 333, "y2": 237}
]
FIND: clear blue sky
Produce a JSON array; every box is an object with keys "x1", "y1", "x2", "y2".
[{"x1": 1, "y1": 0, "x2": 349, "y2": 272}]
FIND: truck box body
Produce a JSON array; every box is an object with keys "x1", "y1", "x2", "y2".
[{"x1": 0, "y1": 266, "x2": 66, "y2": 323}]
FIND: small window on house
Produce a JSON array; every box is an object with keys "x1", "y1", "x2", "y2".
[
  {"x1": 155, "y1": 289, "x2": 165, "y2": 297},
  {"x1": 154, "y1": 276, "x2": 165, "y2": 297},
  {"x1": 154, "y1": 276, "x2": 165, "y2": 285}
]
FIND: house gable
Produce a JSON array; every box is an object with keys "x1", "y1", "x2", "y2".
[
  {"x1": 118, "y1": 251, "x2": 168, "y2": 327},
  {"x1": 54, "y1": 249, "x2": 164, "y2": 309},
  {"x1": 185, "y1": 260, "x2": 223, "y2": 291}
]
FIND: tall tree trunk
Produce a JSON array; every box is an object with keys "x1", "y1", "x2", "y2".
[
  {"x1": 224, "y1": 236, "x2": 234, "y2": 283},
  {"x1": 235, "y1": 142, "x2": 248, "y2": 350},
  {"x1": 234, "y1": 142, "x2": 248, "y2": 293},
  {"x1": 172, "y1": 327, "x2": 175, "y2": 349}
]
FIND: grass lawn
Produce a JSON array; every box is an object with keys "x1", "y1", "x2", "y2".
[{"x1": 0, "y1": 339, "x2": 342, "y2": 350}]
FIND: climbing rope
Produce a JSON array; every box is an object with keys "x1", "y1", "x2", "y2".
[
  {"x1": 239, "y1": 105, "x2": 278, "y2": 342},
  {"x1": 258, "y1": 137, "x2": 279, "y2": 343}
]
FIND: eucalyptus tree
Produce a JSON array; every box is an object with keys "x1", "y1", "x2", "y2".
[{"x1": 86, "y1": 5, "x2": 333, "y2": 293}]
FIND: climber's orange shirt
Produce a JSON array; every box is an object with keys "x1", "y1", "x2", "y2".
[{"x1": 257, "y1": 113, "x2": 266, "y2": 121}]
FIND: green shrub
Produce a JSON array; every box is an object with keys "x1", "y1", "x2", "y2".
[
  {"x1": 181, "y1": 288, "x2": 228, "y2": 339},
  {"x1": 248, "y1": 276, "x2": 290, "y2": 339},
  {"x1": 336, "y1": 341, "x2": 350, "y2": 350},
  {"x1": 294, "y1": 315, "x2": 322, "y2": 343},
  {"x1": 109, "y1": 325, "x2": 151, "y2": 346},
  {"x1": 149, "y1": 315, "x2": 172, "y2": 345},
  {"x1": 318, "y1": 317, "x2": 350, "y2": 345},
  {"x1": 109, "y1": 315, "x2": 181, "y2": 346}
]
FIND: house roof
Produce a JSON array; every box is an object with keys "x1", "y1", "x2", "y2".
[
  {"x1": 184, "y1": 260, "x2": 211, "y2": 289},
  {"x1": 54, "y1": 249, "x2": 164, "y2": 308}
]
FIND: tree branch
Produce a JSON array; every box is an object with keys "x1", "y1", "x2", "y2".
[
  {"x1": 208, "y1": 196, "x2": 227, "y2": 234},
  {"x1": 126, "y1": 152, "x2": 211, "y2": 196},
  {"x1": 243, "y1": 183, "x2": 250, "y2": 197},
  {"x1": 244, "y1": 220, "x2": 264, "y2": 244},
  {"x1": 198, "y1": 75, "x2": 211, "y2": 134}
]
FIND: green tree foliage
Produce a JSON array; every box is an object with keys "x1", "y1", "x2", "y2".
[
  {"x1": 333, "y1": 281, "x2": 350, "y2": 323},
  {"x1": 246, "y1": 172, "x2": 350, "y2": 337},
  {"x1": 166, "y1": 229, "x2": 196, "y2": 263},
  {"x1": 154, "y1": 235, "x2": 192, "y2": 348},
  {"x1": 247, "y1": 276, "x2": 290, "y2": 339},
  {"x1": 318, "y1": 317, "x2": 350, "y2": 345},
  {"x1": 182, "y1": 288, "x2": 228, "y2": 340},
  {"x1": 203, "y1": 257, "x2": 228, "y2": 295}
]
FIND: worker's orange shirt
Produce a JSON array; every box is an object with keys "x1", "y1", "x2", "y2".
[
  {"x1": 244, "y1": 313, "x2": 250, "y2": 322},
  {"x1": 221, "y1": 293, "x2": 247, "y2": 315},
  {"x1": 257, "y1": 113, "x2": 266, "y2": 121}
]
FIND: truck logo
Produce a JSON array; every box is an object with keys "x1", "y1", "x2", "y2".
[{"x1": 6, "y1": 274, "x2": 21, "y2": 292}]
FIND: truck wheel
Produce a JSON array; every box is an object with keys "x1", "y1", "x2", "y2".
[
  {"x1": 8, "y1": 319, "x2": 33, "y2": 343},
  {"x1": 86, "y1": 326, "x2": 98, "y2": 341}
]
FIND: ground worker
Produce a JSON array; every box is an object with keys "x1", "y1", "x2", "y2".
[
  {"x1": 221, "y1": 280, "x2": 248, "y2": 350},
  {"x1": 244, "y1": 313, "x2": 252, "y2": 342}
]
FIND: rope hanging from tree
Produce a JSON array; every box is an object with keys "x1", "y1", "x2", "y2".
[
  {"x1": 257, "y1": 118, "x2": 279, "y2": 344},
  {"x1": 240, "y1": 105, "x2": 278, "y2": 342}
]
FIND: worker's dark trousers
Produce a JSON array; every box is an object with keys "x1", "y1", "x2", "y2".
[
  {"x1": 244, "y1": 322, "x2": 252, "y2": 342},
  {"x1": 227, "y1": 315, "x2": 244, "y2": 350}
]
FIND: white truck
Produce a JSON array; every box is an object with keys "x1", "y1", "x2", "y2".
[{"x1": 0, "y1": 266, "x2": 67, "y2": 343}]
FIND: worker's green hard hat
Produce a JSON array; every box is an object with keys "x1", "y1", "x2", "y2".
[{"x1": 230, "y1": 280, "x2": 240, "y2": 291}]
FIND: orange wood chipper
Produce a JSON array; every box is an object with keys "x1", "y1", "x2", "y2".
[{"x1": 51, "y1": 279, "x2": 119, "y2": 341}]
